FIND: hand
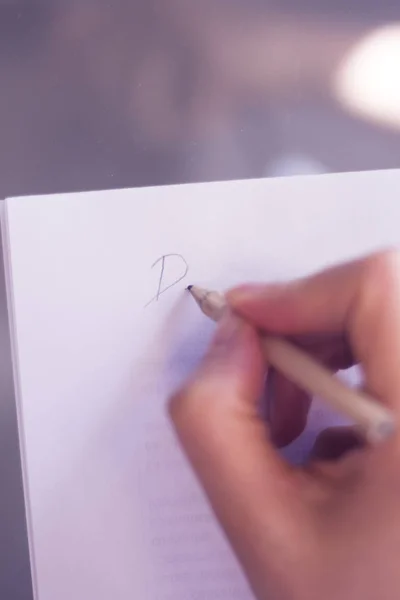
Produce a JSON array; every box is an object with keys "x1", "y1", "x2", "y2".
[{"x1": 169, "y1": 251, "x2": 400, "y2": 600}]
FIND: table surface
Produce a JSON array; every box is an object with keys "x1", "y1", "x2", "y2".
[{"x1": 1, "y1": 2, "x2": 400, "y2": 598}]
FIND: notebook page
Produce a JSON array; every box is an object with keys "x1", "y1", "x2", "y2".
[{"x1": 4, "y1": 170, "x2": 400, "y2": 600}]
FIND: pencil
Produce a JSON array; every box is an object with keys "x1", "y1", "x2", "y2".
[{"x1": 187, "y1": 285, "x2": 396, "y2": 445}]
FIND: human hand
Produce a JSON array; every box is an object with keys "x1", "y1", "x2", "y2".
[{"x1": 169, "y1": 251, "x2": 400, "y2": 600}]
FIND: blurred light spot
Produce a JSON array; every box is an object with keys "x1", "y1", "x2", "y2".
[
  {"x1": 335, "y1": 25, "x2": 400, "y2": 130},
  {"x1": 265, "y1": 153, "x2": 326, "y2": 177}
]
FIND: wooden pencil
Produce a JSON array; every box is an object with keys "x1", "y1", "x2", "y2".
[{"x1": 187, "y1": 285, "x2": 395, "y2": 445}]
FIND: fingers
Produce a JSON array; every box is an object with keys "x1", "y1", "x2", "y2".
[
  {"x1": 267, "y1": 334, "x2": 353, "y2": 447},
  {"x1": 290, "y1": 333, "x2": 354, "y2": 372},
  {"x1": 169, "y1": 311, "x2": 304, "y2": 571},
  {"x1": 310, "y1": 427, "x2": 364, "y2": 461},
  {"x1": 268, "y1": 371, "x2": 311, "y2": 447},
  {"x1": 227, "y1": 250, "x2": 400, "y2": 414}
]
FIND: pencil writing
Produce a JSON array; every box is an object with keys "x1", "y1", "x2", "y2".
[{"x1": 145, "y1": 254, "x2": 189, "y2": 307}]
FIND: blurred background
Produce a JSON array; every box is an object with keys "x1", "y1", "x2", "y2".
[
  {"x1": 1, "y1": 0, "x2": 400, "y2": 597},
  {"x1": 1, "y1": 0, "x2": 400, "y2": 198}
]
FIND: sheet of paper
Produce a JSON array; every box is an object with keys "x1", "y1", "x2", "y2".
[{"x1": 3, "y1": 170, "x2": 400, "y2": 600}]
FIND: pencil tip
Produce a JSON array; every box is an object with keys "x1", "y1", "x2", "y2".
[{"x1": 186, "y1": 285, "x2": 193, "y2": 291}]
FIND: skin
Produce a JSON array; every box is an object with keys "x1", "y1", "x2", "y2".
[{"x1": 169, "y1": 250, "x2": 400, "y2": 600}]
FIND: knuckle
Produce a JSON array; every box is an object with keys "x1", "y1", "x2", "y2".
[
  {"x1": 168, "y1": 381, "x2": 204, "y2": 426},
  {"x1": 168, "y1": 386, "x2": 190, "y2": 427},
  {"x1": 168, "y1": 377, "x2": 220, "y2": 434},
  {"x1": 357, "y1": 249, "x2": 400, "y2": 310},
  {"x1": 364, "y1": 249, "x2": 400, "y2": 285}
]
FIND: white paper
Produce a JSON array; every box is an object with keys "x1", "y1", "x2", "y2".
[{"x1": 3, "y1": 170, "x2": 400, "y2": 600}]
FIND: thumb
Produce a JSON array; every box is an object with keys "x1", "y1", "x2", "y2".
[{"x1": 169, "y1": 311, "x2": 303, "y2": 575}]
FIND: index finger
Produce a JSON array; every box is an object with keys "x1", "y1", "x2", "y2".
[{"x1": 227, "y1": 250, "x2": 400, "y2": 414}]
